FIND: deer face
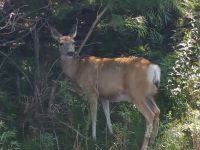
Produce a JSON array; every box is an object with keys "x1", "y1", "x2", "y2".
[
  {"x1": 50, "y1": 25, "x2": 77, "y2": 57},
  {"x1": 58, "y1": 36, "x2": 75, "y2": 57}
]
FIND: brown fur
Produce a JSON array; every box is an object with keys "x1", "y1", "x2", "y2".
[{"x1": 63, "y1": 56, "x2": 152, "y2": 99}]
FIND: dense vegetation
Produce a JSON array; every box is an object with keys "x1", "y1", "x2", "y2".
[{"x1": 0, "y1": 0, "x2": 199, "y2": 149}]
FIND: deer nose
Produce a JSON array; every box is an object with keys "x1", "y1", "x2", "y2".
[{"x1": 66, "y1": 51, "x2": 74, "y2": 56}]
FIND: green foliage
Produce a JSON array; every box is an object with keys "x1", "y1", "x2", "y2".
[
  {"x1": 153, "y1": 121, "x2": 192, "y2": 150},
  {"x1": 108, "y1": 15, "x2": 148, "y2": 41},
  {"x1": 39, "y1": 132, "x2": 55, "y2": 150},
  {"x1": 0, "y1": 0, "x2": 200, "y2": 149},
  {"x1": 21, "y1": 132, "x2": 55, "y2": 150},
  {"x1": 54, "y1": 5, "x2": 74, "y2": 21},
  {"x1": 151, "y1": 6, "x2": 200, "y2": 150},
  {"x1": 174, "y1": 0, "x2": 200, "y2": 15},
  {"x1": 166, "y1": 13, "x2": 200, "y2": 114},
  {"x1": 0, "y1": 121, "x2": 20, "y2": 150},
  {"x1": 152, "y1": 106, "x2": 200, "y2": 150}
]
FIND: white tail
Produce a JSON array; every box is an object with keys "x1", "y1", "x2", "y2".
[
  {"x1": 148, "y1": 64, "x2": 161, "y2": 88},
  {"x1": 50, "y1": 25, "x2": 161, "y2": 150}
]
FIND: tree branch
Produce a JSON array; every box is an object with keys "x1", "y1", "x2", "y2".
[
  {"x1": 0, "y1": 50, "x2": 33, "y2": 89},
  {"x1": 76, "y1": 5, "x2": 108, "y2": 54}
]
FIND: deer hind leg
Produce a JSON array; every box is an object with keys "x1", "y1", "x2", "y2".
[
  {"x1": 102, "y1": 100, "x2": 113, "y2": 134},
  {"x1": 145, "y1": 97, "x2": 160, "y2": 145},
  {"x1": 88, "y1": 94, "x2": 98, "y2": 140},
  {"x1": 131, "y1": 96, "x2": 155, "y2": 150}
]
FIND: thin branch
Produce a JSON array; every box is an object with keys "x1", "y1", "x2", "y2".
[
  {"x1": 0, "y1": 50, "x2": 33, "y2": 89},
  {"x1": 76, "y1": 5, "x2": 108, "y2": 54},
  {"x1": 48, "y1": 72, "x2": 63, "y2": 114},
  {"x1": 47, "y1": 57, "x2": 60, "y2": 78},
  {"x1": 53, "y1": 128, "x2": 60, "y2": 150},
  {"x1": 0, "y1": 4, "x2": 50, "y2": 46},
  {"x1": 73, "y1": 125, "x2": 80, "y2": 150},
  {"x1": 76, "y1": 42, "x2": 102, "y2": 48},
  {"x1": 0, "y1": 18, "x2": 47, "y2": 47},
  {"x1": 58, "y1": 120, "x2": 103, "y2": 150},
  {"x1": 0, "y1": 53, "x2": 10, "y2": 70},
  {"x1": 0, "y1": 28, "x2": 31, "y2": 46},
  {"x1": 32, "y1": 26, "x2": 45, "y2": 114},
  {"x1": 0, "y1": 5, "x2": 28, "y2": 24}
]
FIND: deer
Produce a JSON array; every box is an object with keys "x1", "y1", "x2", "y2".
[{"x1": 49, "y1": 24, "x2": 161, "y2": 150}]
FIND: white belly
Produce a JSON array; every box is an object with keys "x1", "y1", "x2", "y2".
[{"x1": 100, "y1": 92, "x2": 132, "y2": 102}]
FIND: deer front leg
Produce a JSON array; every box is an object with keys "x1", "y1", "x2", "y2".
[
  {"x1": 102, "y1": 100, "x2": 113, "y2": 134},
  {"x1": 88, "y1": 94, "x2": 98, "y2": 140}
]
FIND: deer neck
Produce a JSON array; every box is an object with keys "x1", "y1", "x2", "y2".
[{"x1": 60, "y1": 56, "x2": 79, "y2": 80}]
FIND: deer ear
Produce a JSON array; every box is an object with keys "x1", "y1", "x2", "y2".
[
  {"x1": 49, "y1": 26, "x2": 63, "y2": 41},
  {"x1": 69, "y1": 22, "x2": 78, "y2": 38}
]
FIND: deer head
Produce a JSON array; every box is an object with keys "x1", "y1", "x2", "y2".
[{"x1": 49, "y1": 24, "x2": 77, "y2": 57}]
